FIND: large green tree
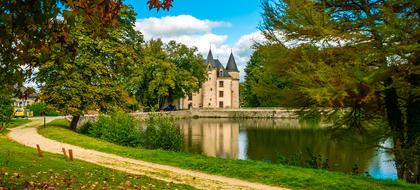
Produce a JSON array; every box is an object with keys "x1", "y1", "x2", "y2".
[
  {"x1": 242, "y1": 44, "x2": 311, "y2": 107},
  {"x1": 36, "y1": 6, "x2": 143, "y2": 130},
  {"x1": 128, "y1": 39, "x2": 206, "y2": 110},
  {"x1": 260, "y1": 0, "x2": 419, "y2": 182}
]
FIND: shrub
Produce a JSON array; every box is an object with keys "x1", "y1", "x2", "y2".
[
  {"x1": 142, "y1": 113, "x2": 183, "y2": 151},
  {"x1": 45, "y1": 110, "x2": 61, "y2": 116},
  {"x1": 89, "y1": 112, "x2": 142, "y2": 147},
  {"x1": 78, "y1": 122, "x2": 93, "y2": 135},
  {"x1": 29, "y1": 102, "x2": 61, "y2": 116},
  {"x1": 28, "y1": 102, "x2": 46, "y2": 116},
  {"x1": 0, "y1": 93, "x2": 13, "y2": 128}
]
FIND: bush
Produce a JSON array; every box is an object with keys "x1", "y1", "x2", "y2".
[
  {"x1": 28, "y1": 102, "x2": 46, "y2": 116},
  {"x1": 78, "y1": 112, "x2": 183, "y2": 151},
  {"x1": 89, "y1": 112, "x2": 142, "y2": 147},
  {"x1": 143, "y1": 113, "x2": 183, "y2": 151},
  {"x1": 78, "y1": 122, "x2": 93, "y2": 135},
  {"x1": 0, "y1": 93, "x2": 13, "y2": 128},
  {"x1": 29, "y1": 102, "x2": 61, "y2": 116},
  {"x1": 45, "y1": 110, "x2": 61, "y2": 116}
]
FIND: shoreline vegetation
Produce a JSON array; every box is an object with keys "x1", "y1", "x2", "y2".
[
  {"x1": 38, "y1": 118, "x2": 419, "y2": 190},
  {"x1": 0, "y1": 129, "x2": 194, "y2": 189}
]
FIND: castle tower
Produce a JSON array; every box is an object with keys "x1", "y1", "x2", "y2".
[
  {"x1": 178, "y1": 49, "x2": 240, "y2": 109},
  {"x1": 226, "y1": 52, "x2": 240, "y2": 108},
  {"x1": 202, "y1": 49, "x2": 218, "y2": 108}
]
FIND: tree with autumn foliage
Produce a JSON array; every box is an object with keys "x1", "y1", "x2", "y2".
[
  {"x1": 259, "y1": 0, "x2": 419, "y2": 183},
  {"x1": 0, "y1": 0, "x2": 174, "y2": 126}
]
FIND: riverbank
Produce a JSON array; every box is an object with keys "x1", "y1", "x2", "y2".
[
  {"x1": 162, "y1": 108, "x2": 299, "y2": 118},
  {"x1": 77, "y1": 108, "x2": 299, "y2": 126},
  {"x1": 9, "y1": 119, "x2": 285, "y2": 190},
  {"x1": 38, "y1": 119, "x2": 419, "y2": 190},
  {"x1": 0, "y1": 128, "x2": 193, "y2": 189}
]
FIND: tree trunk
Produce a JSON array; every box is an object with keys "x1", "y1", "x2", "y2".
[
  {"x1": 383, "y1": 77, "x2": 408, "y2": 180},
  {"x1": 407, "y1": 99, "x2": 420, "y2": 146},
  {"x1": 404, "y1": 66, "x2": 420, "y2": 183},
  {"x1": 70, "y1": 115, "x2": 80, "y2": 131},
  {"x1": 384, "y1": 78, "x2": 404, "y2": 141}
]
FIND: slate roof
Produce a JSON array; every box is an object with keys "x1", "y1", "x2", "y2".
[
  {"x1": 204, "y1": 49, "x2": 238, "y2": 78},
  {"x1": 214, "y1": 59, "x2": 224, "y2": 69},
  {"x1": 226, "y1": 52, "x2": 239, "y2": 72},
  {"x1": 206, "y1": 49, "x2": 214, "y2": 61}
]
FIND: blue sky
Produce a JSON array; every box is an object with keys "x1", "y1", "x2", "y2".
[
  {"x1": 125, "y1": 0, "x2": 262, "y2": 45},
  {"x1": 124, "y1": 0, "x2": 266, "y2": 81}
]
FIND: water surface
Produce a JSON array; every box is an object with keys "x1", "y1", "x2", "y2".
[{"x1": 178, "y1": 118, "x2": 397, "y2": 179}]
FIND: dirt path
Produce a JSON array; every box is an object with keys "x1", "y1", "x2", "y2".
[{"x1": 7, "y1": 119, "x2": 288, "y2": 190}]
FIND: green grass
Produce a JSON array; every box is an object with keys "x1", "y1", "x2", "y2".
[
  {"x1": 45, "y1": 118, "x2": 70, "y2": 128},
  {"x1": 38, "y1": 119, "x2": 420, "y2": 190},
  {"x1": 0, "y1": 130, "x2": 194, "y2": 189},
  {"x1": 5, "y1": 118, "x2": 31, "y2": 128}
]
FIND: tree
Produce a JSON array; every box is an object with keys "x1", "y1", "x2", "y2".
[
  {"x1": 128, "y1": 39, "x2": 206, "y2": 110},
  {"x1": 0, "y1": 0, "x2": 147, "y2": 86},
  {"x1": 0, "y1": 0, "x2": 174, "y2": 126},
  {"x1": 0, "y1": 89, "x2": 13, "y2": 131},
  {"x1": 260, "y1": 0, "x2": 419, "y2": 182},
  {"x1": 242, "y1": 44, "x2": 311, "y2": 107},
  {"x1": 36, "y1": 6, "x2": 143, "y2": 130}
]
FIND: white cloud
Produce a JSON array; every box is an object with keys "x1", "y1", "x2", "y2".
[
  {"x1": 135, "y1": 15, "x2": 266, "y2": 81},
  {"x1": 136, "y1": 15, "x2": 230, "y2": 37}
]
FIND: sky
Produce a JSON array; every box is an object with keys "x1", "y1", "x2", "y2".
[{"x1": 125, "y1": 0, "x2": 266, "y2": 81}]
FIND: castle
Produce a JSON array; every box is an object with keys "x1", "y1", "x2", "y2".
[{"x1": 176, "y1": 49, "x2": 240, "y2": 109}]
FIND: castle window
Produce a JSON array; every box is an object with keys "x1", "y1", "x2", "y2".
[
  {"x1": 219, "y1": 101, "x2": 224, "y2": 108},
  {"x1": 219, "y1": 71, "x2": 223, "y2": 77},
  {"x1": 210, "y1": 88, "x2": 212, "y2": 91},
  {"x1": 219, "y1": 81, "x2": 224, "y2": 87},
  {"x1": 219, "y1": 91, "x2": 224, "y2": 98},
  {"x1": 188, "y1": 95, "x2": 192, "y2": 101}
]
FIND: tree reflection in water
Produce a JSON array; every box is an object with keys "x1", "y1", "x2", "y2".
[{"x1": 178, "y1": 118, "x2": 398, "y2": 179}]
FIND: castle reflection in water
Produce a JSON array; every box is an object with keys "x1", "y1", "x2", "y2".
[
  {"x1": 177, "y1": 118, "x2": 397, "y2": 180},
  {"x1": 179, "y1": 118, "x2": 301, "y2": 159},
  {"x1": 180, "y1": 118, "x2": 240, "y2": 159}
]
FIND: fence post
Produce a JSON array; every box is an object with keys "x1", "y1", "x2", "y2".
[
  {"x1": 36, "y1": 144, "x2": 43, "y2": 157},
  {"x1": 62, "y1": 148, "x2": 68, "y2": 160},
  {"x1": 68, "y1": 149, "x2": 73, "y2": 161}
]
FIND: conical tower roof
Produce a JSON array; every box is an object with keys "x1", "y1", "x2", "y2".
[
  {"x1": 226, "y1": 52, "x2": 239, "y2": 72},
  {"x1": 206, "y1": 49, "x2": 214, "y2": 62}
]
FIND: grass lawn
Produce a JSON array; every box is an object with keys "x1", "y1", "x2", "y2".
[
  {"x1": 38, "y1": 119, "x2": 420, "y2": 190},
  {"x1": 6, "y1": 118, "x2": 31, "y2": 128},
  {"x1": 0, "y1": 130, "x2": 194, "y2": 189}
]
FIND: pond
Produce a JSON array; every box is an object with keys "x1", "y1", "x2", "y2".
[{"x1": 178, "y1": 118, "x2": 397, "y2": 180}]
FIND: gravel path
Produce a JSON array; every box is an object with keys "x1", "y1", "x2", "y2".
[{"x1": 7, "y1": 119, "x2": 288, "y2": 190}]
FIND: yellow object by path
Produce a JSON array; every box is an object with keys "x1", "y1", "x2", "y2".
[
  {"x1": 13, "y1": 107, "x2": 25, "y2": 117},
  {"x1": 13, "y1": 108, "x2": 33, "y2": 118}
]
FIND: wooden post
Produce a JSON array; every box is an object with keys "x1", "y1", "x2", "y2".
[
  {"x1": 36, "y1": 144, "x2": 43, "y2": 157},
  {"x1": 68, "y1": 149, "x2": 73, "y2": 161},
  {"x1": 62, "y1": 148, "x2": 68, "y2": 160}
]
